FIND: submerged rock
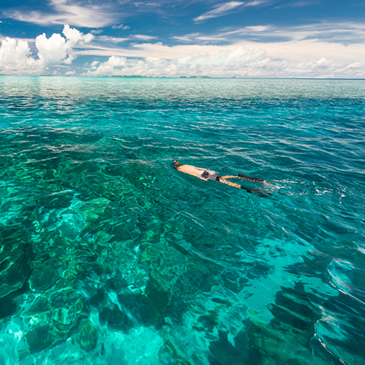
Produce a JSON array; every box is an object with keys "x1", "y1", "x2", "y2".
[
  {"x1": 29, "y1": 259, "x2": 60, "y2": 292},
  {"x1": 142, "y1": 280, "x2": 170, "y2": 326},
  {"x1": 77, "y1": 320, "x2": 98, "y2": 351},
  {"x1": 25, "y1": 325, "x2": 53, "y2": 354},
  {"x1": 209, "y1": 330, "x2": 250, "y2": 365},
  {"x1": 99, "y1": 304, "x2": 134, "y2": 332}
]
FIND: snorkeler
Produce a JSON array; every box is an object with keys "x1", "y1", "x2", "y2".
[{"x1": 172, "y1": 160, "x2": 271, "y2": 196}]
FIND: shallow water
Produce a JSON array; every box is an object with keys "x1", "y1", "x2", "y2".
[{"x1": 0, "y1": 76, "x2": 364, "y2": 364}]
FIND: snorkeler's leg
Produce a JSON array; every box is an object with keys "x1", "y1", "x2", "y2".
[
  {"x1": 220, "y1": 176, "x2": 271, "y2": 196},
  {"x1": 219, "y1": 176, "x2": 242, "y2": 189}
]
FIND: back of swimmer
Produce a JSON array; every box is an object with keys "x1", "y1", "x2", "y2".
[
  {"x1": 172, "y1": 160, "x2": 271, "y2": 196},
  {"x1": 200, "y1": 170, "x2": 219, "y2": 181}
]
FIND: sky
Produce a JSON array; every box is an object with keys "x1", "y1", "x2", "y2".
[{"x1": 0, "y1": 0, "x2": 365, "y2": 77}]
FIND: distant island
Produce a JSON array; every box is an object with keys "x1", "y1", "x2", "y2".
[
  {"x1": 108, "y1": 75, "x2": 211, "y2": 78},
  {"x1": 111, "y1": 75, "x2": 148, "y2": 78}
]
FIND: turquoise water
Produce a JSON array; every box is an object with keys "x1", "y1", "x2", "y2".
[{"x1": 0, "y1": 76, "x2": 364, "y2": 364}]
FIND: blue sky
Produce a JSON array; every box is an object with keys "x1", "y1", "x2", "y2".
[{"x1": 1, "y1": 0, "x2": 365, "y2": 77}]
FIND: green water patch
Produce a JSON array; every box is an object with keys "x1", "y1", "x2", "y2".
[{"x1": 0, "y1": 87, "x2": 364, "y2": 365}]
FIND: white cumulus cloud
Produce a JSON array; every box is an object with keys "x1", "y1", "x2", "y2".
[
  {"x1": 36, "y1": 25, "x2": 93, "y2": 66},
  {"x1": 86, "y1": 56, "x2": 127, "y2": 76},
  {"x1": 63, "y1": 24, "x2": 94, "y2": 46},
  {"x1": 0, "y1": 38, "x2": 34, "y2": 69},
  {"x1": 0, "y1": 25, "x2": 93, "y2": 74},
  {"x1": 36, "y1": 33, "x2": 69, "y2": 65}
]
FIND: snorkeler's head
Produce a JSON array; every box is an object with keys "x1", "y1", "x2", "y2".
[{"x1": 172, "y1": 160, "x2": 181, "y2": 168}]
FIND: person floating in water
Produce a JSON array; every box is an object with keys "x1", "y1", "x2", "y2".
[{"x1": 172, "y1": 160, "x2": 271, "y2": 196}]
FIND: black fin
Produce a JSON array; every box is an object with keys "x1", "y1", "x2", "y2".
[
  {"x1": 238, "y1": 173, "x2": 269, "y2": 185},
  {"x1": 240, "y1": 185, "x2": 271, "y2": 197}
]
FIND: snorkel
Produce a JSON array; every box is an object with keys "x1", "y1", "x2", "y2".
[{"x1": 172, "y1": 160, "x2": 180, "y2": 169}]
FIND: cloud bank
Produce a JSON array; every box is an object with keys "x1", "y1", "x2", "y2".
[
  {"x1": 0, "y1": 25, "x2": 93, "y2": 74},
  {"x1": 1, "y1": 23, "x2": 365, "y2": 78},
  {"x1": 85, "y1": 45, "x2": 269, "y2": 76},
  {"x1": 84, "y1": 44, "x2": 365, "y2": 78}
]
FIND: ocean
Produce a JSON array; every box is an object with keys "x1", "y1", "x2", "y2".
[{"x1": 0, "y1": 76, "x2": 364, "y2": 364}]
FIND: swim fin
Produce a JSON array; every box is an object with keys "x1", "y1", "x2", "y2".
[
  {"x1": 238, "y1": 173, "x2": 270, "y2": 185},
  {"x1": 240, "y1": 185, "x2": 271, "y2": 197}
]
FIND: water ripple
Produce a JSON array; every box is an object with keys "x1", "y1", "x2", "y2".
[{"x1": 0, "y1": 77, "x2": 364, "y2": 364}]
